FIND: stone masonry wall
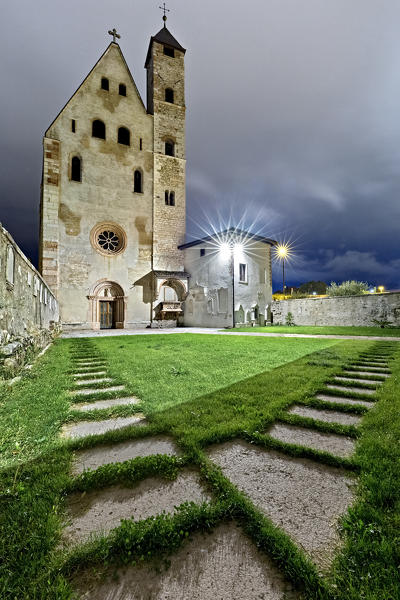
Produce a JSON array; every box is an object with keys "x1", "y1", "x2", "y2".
[
  {"x1": 0, "y1": 224, "x2": 60, "y2": 378},
  {"x1": 272, "y1": 293, "x2": 400, "y2": 327}
]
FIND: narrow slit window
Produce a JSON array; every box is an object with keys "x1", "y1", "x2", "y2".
[
  {"x1": 164, "y1": 46, "x2": 175, "y2": 57},
  {"x1": 101, "y1": 77, "x2": 109, "y2": 91},
  {"x1": 139, "y1": 138, "x2": 143, "y2": 151},
  {"x1": 165, "y1": 140, "x2": 174, "y2": 156},
  {"x1": 165, "y1": 191, "x2": 175, "y2": 206},
  {"x1": 200, "y1": 248, "x2": 206, "y2": 257},
  {"x1": 134, "y1": 170, "x2": 142, "y2": 193},
  {"x1": 71, "y1": 156, "x2": 81, "y2": 182},
  {"x1": 165, "y1": 88, "x2": 174, "y2": 103},
  {"x1": 119, "y1": 83, "x2": 127, "y2": 96},
  {"x1": 71, "y1": 119, "x2": 76, "y2": 133},
  {"x1": 239, "y1": 263, "x2": 247, "y2": 283},
  {"x1": 92, "y1": 119, "x2": 106, "y2": 139},
  {"x1": 118, "y1": 127, "x2": 130, "y2": 146}
]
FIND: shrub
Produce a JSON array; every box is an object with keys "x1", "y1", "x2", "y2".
[
  {"x1": 285, "y1": 312, "x2": 295, "y2": 326},
  {"x1": 326, "y1": 280, "x2": 369, "y2": 297}
]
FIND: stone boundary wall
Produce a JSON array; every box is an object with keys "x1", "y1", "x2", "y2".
[
  {"x1": 272, "y1": 292, "x2": 400, "y2": 327},
  {"x1": 0, "y1": 223, "x2": 60, "y2": 378}
]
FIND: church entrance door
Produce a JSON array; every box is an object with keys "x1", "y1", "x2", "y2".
[{"x1": 100, "y1": 300, "x2": 114, "y2": 329}]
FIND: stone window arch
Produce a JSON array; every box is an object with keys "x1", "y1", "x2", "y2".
[
  {"x1": 134, "y1": 169, "x2": 143, "y2": 193},
  {"x1": 92, "y1": 119, "x2": 106, "y2": 139},
  {"x1": 118, "y1": 126, "x2": 130, "y2": 146},
  {"x1": 71, "y1": 155, "x2": 81, "y2": 182}
]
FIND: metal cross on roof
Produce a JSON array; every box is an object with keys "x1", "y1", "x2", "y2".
[
  {"x1": 159, "y1": 2, "x2": 170, "y2": 23},
  {"x1": 108, "y1": 28, "x2": 121, "y2": 43}
]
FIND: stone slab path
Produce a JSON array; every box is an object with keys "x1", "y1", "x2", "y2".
[
  {"x1": 60, "y1": 341, "x2": 395, "y2": 598},
  {"x1": 61, "y1": 327, "x2": 400, "y2": 341},
  {"x1": 61, "y1": 415, "x2": 146, "y2": 440},
  {"x1": 207, "y1": 440, "x2": 354, "y2": 569},
  {"x1": 74, "y1": 523, "x2": 299, "y2": 600},
  {"x1": 64, "y1": 469, "x2": 209, "y2": 545},
  {"x1": 288, "y1": 405, "x2": 362, "y2": 426},
  {"x1": 268, "y1": 423, "x2": 355, "y2": 457},
  {"x1": 72, "y1": 436, "x2": 180, "y2": 475},
  {"x1": 73, "y1": 397, "x2": 141, "y2": 413}
]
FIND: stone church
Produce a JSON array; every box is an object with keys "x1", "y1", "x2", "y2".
[{"x1": 39, "y1": 19, "x2": 275, "y2": 330}]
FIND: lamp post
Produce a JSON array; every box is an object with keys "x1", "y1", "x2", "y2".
[
  {"x1": 276, "y1": 245, "x2": 288, "y2": 295},
  {"x1": 219, "y1": 240, "x2": 238, "y2": 328}
]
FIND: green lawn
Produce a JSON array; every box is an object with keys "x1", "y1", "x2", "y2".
[
  {"x1": 230, "y1": 325, "x2": 400, "y2": 337},
  {"x1": 1, "y1": 334, "x2": 399, "y2": 599}
]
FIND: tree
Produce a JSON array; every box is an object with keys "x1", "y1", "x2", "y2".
[
  {"x1": 298, "y1": 280, "x2": 327, "y2": 295},
  {"x1": 326, "y1": 280, "x2": 369, "y2": 296}
]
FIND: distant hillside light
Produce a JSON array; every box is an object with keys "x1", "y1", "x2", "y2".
[{"x1": 378, "y1": 285, "x2": 385, "y2": 293}]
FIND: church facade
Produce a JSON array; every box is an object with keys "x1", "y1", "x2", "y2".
[{"x1": 39, "y1": 22, "x2": 275, "y2": 330}]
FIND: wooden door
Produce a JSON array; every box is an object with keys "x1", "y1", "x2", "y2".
[{"x1": 100, "y1": 301, "x2": 114, "y2": 329}]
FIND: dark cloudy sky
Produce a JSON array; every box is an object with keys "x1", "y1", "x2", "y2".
[{"x1": 1, "y1": 0, "x2": 400, "y2": 289}]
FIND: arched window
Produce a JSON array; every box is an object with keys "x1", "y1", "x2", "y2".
[
  {"x1": 71, "y1": 156, "x2": 81, "y2": 182},
  {"x1": 165, "y1": 140, "x2": 175, "y2": 156},
  {"x1": 92, "y1": 119, "x2": 106, "y2": 139},
  {"x1": 134, "y1": 170, "x2": 142, "y2": 193},
  {"x1": 165, "y1": 88, "x2": 174, "y2": 103},
  {"x1": 165, "y1": 191, "x2": 175, "y2": 206},
  {"x1": 118, "y1": 127, "x2": 130, "y2": 146},
  {"x1": 101, "y1": 77, "x2": 109, "y2": 91},
  {"x1": 119, "y1": 83, "x2": 126, "y2": 96}
]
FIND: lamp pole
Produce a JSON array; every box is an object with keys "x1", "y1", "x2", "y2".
[
  {"x1": 276, "y1": 244, "x2": 288, "y2": 296},
  {"x1": 231, "y1": 244, "x2": 235, "y2": 328}
]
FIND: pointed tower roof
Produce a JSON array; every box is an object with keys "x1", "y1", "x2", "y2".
[{"x1": 145, "y1": 25, "x2": 186, "y2": 67}]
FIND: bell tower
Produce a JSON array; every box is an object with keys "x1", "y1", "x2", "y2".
[{"x1": 145, "y1": 14, "x2": 186, "y2": 271}]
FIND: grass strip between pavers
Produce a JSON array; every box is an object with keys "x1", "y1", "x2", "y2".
[{"x1": 1, "y1": 336, "x2": 399, "y2": 599}]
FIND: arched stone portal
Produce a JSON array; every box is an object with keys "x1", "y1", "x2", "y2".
[{"x1": 88, "y1": 280, "x2": 126, "y2": 330}]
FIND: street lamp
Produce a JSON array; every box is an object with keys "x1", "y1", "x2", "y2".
[{"x1": 276, "y1": 244, "x2": 289, "y2": 295}]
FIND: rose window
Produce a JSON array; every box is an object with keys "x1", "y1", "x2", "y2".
[
  {"x1": 98, "y1": 230, "x2": 120, "y2": 253},
  {"x1": 90, "y1": 222, "x2": 126, "y2": 256}
]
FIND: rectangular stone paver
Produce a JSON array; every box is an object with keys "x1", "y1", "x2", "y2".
[
  {"x1": 207, "y1": 440, "x2": 355, "y2": 569},
  {"x1": 333, "y1": 376, "x2": 382, "y2": 386},
  {"x1": 73, "y1": 396, "x2": 141, "y2": 413},
  {"x1": 268, "y1": 423, "x2": 355, "y2": 458},
  {"x1": 61, "y1": 415, "x2": 145, "y2": 439},
  {"x1": 288, "y1": 405, "x2": 362, "y2": 426},
  {"x1": 326, "y1": 384, "x2": 376, "y2": 396},
  {"x1": 70, "y1": 385, "x2": 125, "y2": 396},
  {"x1": 73, "y1": 371, "x2": 107, "y2": 378},
  {"x1": 315, "y1": 394, "x2": 374, "y2": 408},
  {"x1": 72, "y1": 435, "x2": 180, "y2": 475},
  {"x1": 73, "y1": 523, "x2": 299, "y2": 600},
  {"x1": 63, "y1": 469, "x2": 210, "y2": 544},
  {"x1": 74, "y1": 377, "x2": 113, "y2": 386},
  {"x1": 343, "y1": 370, "x2": 389, "y2": 378}
]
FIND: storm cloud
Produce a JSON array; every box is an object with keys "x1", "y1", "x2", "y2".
[{"x1": 1, "y1": 0, "x2": 400, "y2": 289}]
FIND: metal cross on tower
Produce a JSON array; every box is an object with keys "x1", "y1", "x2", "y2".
[
  {"x1": 108, "y1": 28, "x2": 121, "y2": 43},
  {"x1": 159, "y1": 3, "x2": 170, "y2": 23}
]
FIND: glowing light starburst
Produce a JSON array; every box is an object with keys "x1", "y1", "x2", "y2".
[{"x1": 273, "y1": 242, "x2": 295, "y2": 263}]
